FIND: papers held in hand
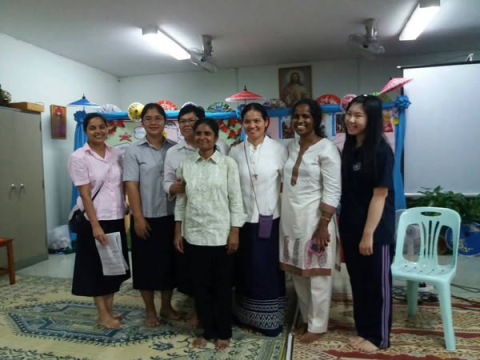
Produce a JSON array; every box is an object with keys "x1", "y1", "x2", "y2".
[{"x1": 95, "y1": 232, "x2": 129, "y2": 276}]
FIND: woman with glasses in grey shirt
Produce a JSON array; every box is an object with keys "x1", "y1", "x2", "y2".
[{"x1": 124, "y1": 103, "x2": 179, "y2": 327}]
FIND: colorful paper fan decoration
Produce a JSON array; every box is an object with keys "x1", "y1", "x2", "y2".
[
  {"x1": 370, "y1": 91, "x2": 394, "y2": 103},
  {"x1": 263, "y1": 98, "x2": 286, "y2": 109},
  {"x1": 157, "y1": 100, "x2": 178, "y2": 111},
  {"x1": 340, "y1": 94, "x2": 357, "y2": 112},
  {"x1": 207, "y1": 102, "x2": 234, "y2": 112},
  {"x1": 316, "y1": 94, "x2": 341, "y2": 105},
  {"x1": 127, "y1": 102, "x2": 144, "y2": 121},
  {"x1": 379, "y1": 78, "x2": 412, "y2": 95},
  {"x1": 226, "y1": 86, "x2": 264, "y2": 104},
  {"x1": 98, "y1": 104, "x2": 122, "y2": 113}
]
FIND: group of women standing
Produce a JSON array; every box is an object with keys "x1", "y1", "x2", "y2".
[{"x1": 68, "y1": 94, "x2": 395, "y2": 354}]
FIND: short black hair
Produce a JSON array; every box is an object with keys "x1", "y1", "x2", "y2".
[
  {"x1": 178, "y1": 104, "x2": 205, "y2": 120},
  {"x1": 83, "y1": 113, "x2": 107, "y2": 132}
]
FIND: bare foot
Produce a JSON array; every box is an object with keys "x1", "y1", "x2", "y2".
[
  {"x1": 111, "y1": 313, "x2": 123, "y2": 320},
  {"x1": 160, "y1": 307, "x2": 181, "y2": 321},
  {"x1": 348, "y1": 336, "x2": 365, "y2": 347},
  {"x1": 298, "y1": 331, "x2": 324, "y2": 344},
  {"x1": 356, "y1": 339, "x2": 379, "y2": 353},
  {"x1": 186, "y1": 312, "x2": 199, "y2": 329},
  {"x1": 292, "y1": 323, "x2": 307, "y2": 336},
  {"x1": 97, "y1": 317, "x2": 122, "y2": 329},
  {"x1": 145, "y1": 311, "x2": 160, "y2": 327},
  {"x1": 192, "y1": 336, "x2": 208, "y2": 348},
  {"x1": 215, "y1": 339, "x2": 230, "y2": 350},
  {"x1": 242, "y1": 326, "x2": 263, "y2": 335}
]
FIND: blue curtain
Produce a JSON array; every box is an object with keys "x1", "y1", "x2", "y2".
[
  {"x1": 393, "y1": 95, "x2": 411, "y2": 210},
  {"x1": 70, "y1": 111, "x2": 87, "y2": 216}
]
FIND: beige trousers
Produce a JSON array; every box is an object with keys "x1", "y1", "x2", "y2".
[{"x1": 292, "y1": 274, "x2": 333, "y2": 333}]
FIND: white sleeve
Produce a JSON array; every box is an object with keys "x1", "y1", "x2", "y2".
[{"x1": 163, "y1": 149, "x2": 177, "y2": 200}]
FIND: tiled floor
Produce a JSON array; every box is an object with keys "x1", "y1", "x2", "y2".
[{"x1": 16, "y1": 253, "x2": 480, "y2": 297}]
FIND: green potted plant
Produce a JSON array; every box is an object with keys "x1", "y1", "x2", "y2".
[
  {"x1": 0, "y1": 84, "x2": 12, "y2": 106},
  {"x1": 410, "y1": 186, "x2": 480, "y2": 256}
]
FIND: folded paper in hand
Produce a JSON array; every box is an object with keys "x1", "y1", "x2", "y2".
[{"x1": 95, "y1": 232, "x2": 129, "y2": 276}]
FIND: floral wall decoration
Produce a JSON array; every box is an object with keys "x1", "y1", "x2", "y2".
[{"x1": 218, "y1": 118, "x2": 243, "y2": 143}]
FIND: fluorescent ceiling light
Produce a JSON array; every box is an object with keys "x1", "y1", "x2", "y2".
[
  {"x1": 399, "y1": 0, "x2": 440, "y2": 41},
  {"x1": 142, "y1": 25, "x2": 190, "y2": 60}
]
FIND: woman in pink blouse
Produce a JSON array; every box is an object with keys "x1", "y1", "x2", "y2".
[{"x1": 67, "y1": 113, "x2": 130, "y2": 329}]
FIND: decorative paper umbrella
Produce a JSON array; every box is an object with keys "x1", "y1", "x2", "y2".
[
  {"x1": 379, "y1": 78, "x2": 412, "y2": 95},
  {"x1": 263, "y1": 98, "x2": 286, "y2": 109},
  {"x1": 340, "y1": 94, "x2": 357, "y2": 112},
  {"x1": 207, "y1": 102, "x2": 234, "y2": 112},
  {"x1": 67, "y1": 94, "x2": 100, "y2": 108},
  {"x1": 226, "y1": 86, "x2": 264, "y2": 104},
  {"x1": 157, "y1": 100, "x2": 178, "y2": 111},
  {"x1": 316, "y1": 94, "x2": 341, "y2": 105}
]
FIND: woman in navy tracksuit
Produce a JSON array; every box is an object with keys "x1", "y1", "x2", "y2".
[{"x1": 339, "y1": 95, "x2": 395, "y2": 353}]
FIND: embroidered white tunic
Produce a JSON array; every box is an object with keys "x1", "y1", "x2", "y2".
[
  {"x1": 280, "y1": 138, "x2": 341, "y2": 276},
  {"x1": 174, "y1": 150, "x2": 245, "y2": 246}
]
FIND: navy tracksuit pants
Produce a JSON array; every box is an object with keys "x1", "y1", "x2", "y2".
[{"x1": 341, "y1": 233, "x2": 394, "y2": 349}]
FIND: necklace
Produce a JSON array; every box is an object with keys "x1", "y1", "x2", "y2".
[{"x1": 244, "y1": 140, "x2": 263, "y2": 180}]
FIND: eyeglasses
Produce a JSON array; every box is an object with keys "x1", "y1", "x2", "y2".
[
  {"x1": 178, "y1": 118, "x2": 198, "y2": 125},
  {"x1": 143, "y1": 117, "x2": 164, "y2": 123}
]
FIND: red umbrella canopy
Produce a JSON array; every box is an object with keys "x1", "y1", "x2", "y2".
[
  {"x1": 226, "y1": 86, "x2": 264, "y2": 102},
  {"x1": 379, "y1": 78, "x2": 412, "y2": 95},
  {"x1": 157, "y1": 100, "x2": 178, "y2": 111},
  {"x1": 316, "y1": 94, "x2": 341, "y2": 105}
]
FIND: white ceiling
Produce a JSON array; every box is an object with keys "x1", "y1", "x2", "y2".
[{"x1": 1, "y1": 0, "x2": 479, "y2": 77}]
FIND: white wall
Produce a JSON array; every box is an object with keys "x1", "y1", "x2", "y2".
[
  {"x1": 0, "y1": 33, "x2": 120, "y2": 232},
  {"x1": 119, "y1": 69, "x2": 238, "y2": 111},
  {"x1": 119, "y1": 51, "x2": 477, "y2": 110},
  {"x1": 119, "y1": 60, "x2": 359, "y2": 110}
]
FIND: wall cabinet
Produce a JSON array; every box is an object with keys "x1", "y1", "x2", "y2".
[{"x1": 0, "y1": 106, "x2": 48, "y2": 270}]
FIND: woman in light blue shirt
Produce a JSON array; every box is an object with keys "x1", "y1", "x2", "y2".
[
  {"x1": 174, "y1": 118, "x2": 244, "y2": 350},
  {"x1": 124, "y1": 103, "x2": 178, "y2": 327}
]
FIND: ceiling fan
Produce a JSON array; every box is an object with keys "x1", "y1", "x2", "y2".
[
  {"x1": 348, "y1": 19, "x2": 385, "y2": 55},
  {"x1": 188, "y1": 35, "x2": 218, "y2": 73}
]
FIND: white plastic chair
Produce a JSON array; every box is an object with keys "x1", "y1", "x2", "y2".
[{"x1": 392, "y1": 207, "x2": 461, "y2": 351}]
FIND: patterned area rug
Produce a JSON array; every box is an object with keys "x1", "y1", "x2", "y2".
[
  {"x1": 0, "y1": 275, "x2": 292, "y2": 360},
  {"x1": 293, "y1": 294, "x2": 480, "y2": 360}
]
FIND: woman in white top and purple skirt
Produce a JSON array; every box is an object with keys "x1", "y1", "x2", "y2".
[{"x1": 230, "y1": 103, "x2": 288, "y2": 336}]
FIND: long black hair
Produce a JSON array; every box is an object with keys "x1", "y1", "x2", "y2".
[
  {"x1": 140, "y1": 103, "x2": 166, "y2": 121},
  {"x1": 193, "y1": 117, "x2": 219, "y2": 137},
  {"x1": 193, "y1": 117, "x2": 220, "y2": 152},
  {"x1": 341, "y1": 95, "x2": 384, "y2": 185},
  {"x1": 240, "y1": 102, "x2": 268, "y2": 122},
  {"x1": 291, "y1": 98, "x2": 324, "y2": 137}
]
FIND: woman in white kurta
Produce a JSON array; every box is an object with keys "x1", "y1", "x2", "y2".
[
  {"x1": 280, "y1": 99, "x2": 341, "y2": 344},
  {"x1": 230, "y1": 103, "x2": 288, "y2": 336}
]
